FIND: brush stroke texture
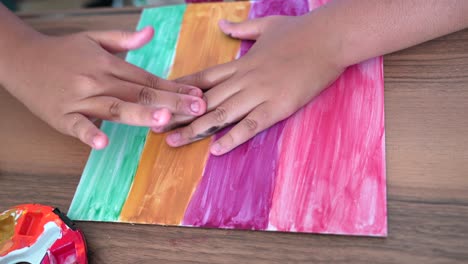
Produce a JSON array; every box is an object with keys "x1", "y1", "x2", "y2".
[
  {"x1": 119, "y1": 2, "x2": 250, "y2": 225},
  {"x1": 68, "y1": 5, "x2": 185, "y2": 221},
  {"x1": 70, "y1": 0, "x2": 387, "y2": 237},
  {"x1": 182, "y1": 0, "x2": 310, "y2": 230},
  {"x1": 269, "y1": 57, "x2": 387, "y2": 236}
]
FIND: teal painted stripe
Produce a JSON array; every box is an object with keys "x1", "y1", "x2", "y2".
[{"x1": 68, "y1": 5, "x2": 187, "y2": 221}]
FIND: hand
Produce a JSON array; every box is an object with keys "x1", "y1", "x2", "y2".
[
  {"x1": 164, "y1": 14, "x2": 344, "y2": 155},
  {"x1": 1, "y1": 27, "x2": 207, "y2": 149}
]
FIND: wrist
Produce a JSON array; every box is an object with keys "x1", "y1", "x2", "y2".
[
  {"x1": 0, "y1": 29, "x2": 45, "y2": 91},
  {"x1": 0, "y1": 6, "x2": 45, "y2": 90},
  {"x1": 300, "y1": 11, "x2": 349, "y2": 71},
  {"x1": 303, "y1": 3, "x2": 372, "y2": 69}
]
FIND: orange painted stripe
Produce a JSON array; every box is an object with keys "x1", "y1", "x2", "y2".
[{"x1": 120, "y1": 2, "x2": 251, "y2": 225}]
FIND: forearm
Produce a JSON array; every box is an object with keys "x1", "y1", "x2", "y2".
[
  {"x1": 0, "y1": 4, "x2": 42, "y2": 85},
  {"x1": 310, "y1": 0, "x2": 468, "y2": 67}
]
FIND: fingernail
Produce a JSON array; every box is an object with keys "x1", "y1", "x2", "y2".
[
  {"x1": 190, "y1": 101, "x2": 200, "y2": 114},
  {"x1": 168, "y1": 132, "x2": 181, "y2": 144},
  {"x1": 92, "y1": 135, "x2": 105, "y2": 149},
  {"x1": 211, "y1": 142, "x2": 223, "y2": 155}
]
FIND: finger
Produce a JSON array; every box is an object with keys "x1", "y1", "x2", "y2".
[
  {"x1": 151, "y1": 76, "x2": 249, "y2": 133},
  {"x1": 151, "y1": 115, "x2": 195, "y2": 134},
  {"x1": 76, "y1": 97, "x2": 173, "y2": 127},
  {"x1": 174, "y1": 61, "x2": 237, "y2": 90},
  {"x1": 111, "y1": 61, "x2": 203, "y2": 97},
  {"x1": 113, "y1": 83, "x2": 206, "y2": 116},
  {"x1": 86, "y1": 26, "x2": 154, "y2": 54},
  {"x1": 203, "y1": 76, "x2": 245, "y2": 112},
  {"x1": 64, "y1": 113, "x2": 108, "y2": 149},
  {"x1": 166, "y1": 90, "x2": 263, "y2": 147},
  {"x1": 97, "y1": 78, "x2": 206, "y2": 116},
  {"x1": 210, "y1": 102, "x2": 276, "y2": 155},
  {"x1": 218, "y1": 17, "x2": 277, "y2": 40}
]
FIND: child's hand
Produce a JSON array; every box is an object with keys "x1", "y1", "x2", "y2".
[
  {"x1": 165, "y1": 15, "x2": 344, "y2": 155},
  {"x1": 2, "y1": 27, "x2": 206, "y2": 149}
]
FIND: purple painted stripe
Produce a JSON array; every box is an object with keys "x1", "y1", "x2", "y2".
[{"x1": 182, "y1": 0, "x2": 310, "y2": 230}]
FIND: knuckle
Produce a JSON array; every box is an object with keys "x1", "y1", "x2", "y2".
[
  {"x1": 242, "y1": 118, "x2": 259, "y2": 132},
  {"x1": 224, "y1": 132, "x2": 235, "y2": 146},
  {"x1": 175, "y1": 98, "x2": 183, "y2": 112},
  {"x1": 186, "y1": 124, "x2": 196, "y2": 138},
  {"x1": 174, "y1": 76, "x2": 188, "y2": 84},
  {"x1": 212, "y1": 107, "x2": 227, "y2": 123},
  {"x1": 74, "y1": 74, "x2": 99, "y2": 98},
  {"x1": 279, "y1": 98, "x2": 301, "y2": 116},
  {"x1": 108, "y1": 101, "x2": 121, "y2": 119},
  {"x1": 97, "y1": 54, "x2": 113, "y2": 68},
  {"x1": 138, "y1": 87, "x2": 156, "y2": 105},
  {"x1": 56, "y1": 118, "x2": 70, "y2": 135},
  {"x1": 69, "y1": 117, "x2": 94, "y2": 143},
  {"x1": 68, "y1": 116, "x2": 83, "y2": 138},
  {"x1": 119, "y1": 31, "x2": 131, "y2": 41},
  {"x1": 145, "y1": 74, "x2": 161, "y2": 89},
  {"x1": 194, "y1": 71, "x2": 206, "y2": 85}
]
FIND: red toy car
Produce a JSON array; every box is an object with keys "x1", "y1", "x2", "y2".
[{"x1": 0, "y1": 204, "x2": 87, "y2": 263}]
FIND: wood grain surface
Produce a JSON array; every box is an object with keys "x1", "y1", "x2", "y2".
[{"x1": 1, "y1": 7, "x2": 467, "y2": 263}]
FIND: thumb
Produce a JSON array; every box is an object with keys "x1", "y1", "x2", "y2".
[
  {"x1": 218, "y1": 17, "x2": 273, "y2": 40},
  {"x1": 86, "y1": 26, "x2": 154, "y2": 54}
]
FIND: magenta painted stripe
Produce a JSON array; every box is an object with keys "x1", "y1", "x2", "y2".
[{"x1": 182, "y1": 0, "x2": 310, "y2": 230}]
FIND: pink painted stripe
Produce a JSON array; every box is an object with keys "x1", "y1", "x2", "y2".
[
  {"x1": 182, "y1": 0, "x2": 310, "y2": 230},
  {"x1": 269, "y1": 57, "x2": 387, "y2": 236}
]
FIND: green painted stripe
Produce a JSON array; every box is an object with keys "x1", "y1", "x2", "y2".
[{"x1": 68, "y1": 5, "x2": 187, "y2": 221}]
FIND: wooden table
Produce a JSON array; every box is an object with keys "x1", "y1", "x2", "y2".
[{"x1": 1, "y1": 6, "x2": 468, "y2": 263}]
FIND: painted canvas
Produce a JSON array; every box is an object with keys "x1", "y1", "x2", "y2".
[{"x1": 69, "y1": 0, "x2": 387, "y2": 236}]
